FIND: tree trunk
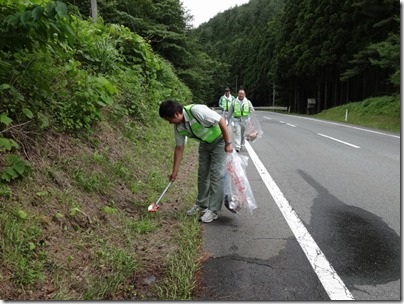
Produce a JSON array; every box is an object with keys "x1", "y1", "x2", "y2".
[
  {"x1": 324, "y1": 75, "x2": 328, "y2": 110},
  {"x1": 333, "y1": 74, "x2": 338, "y2": 107},
  {"x1": 362, "y1": 72, "x2": 367, "y2": 100},
  {"x1": 294, "y1": 82, "x2": 298, "y2": 113},
  {"x1": 317, "y1": 80, "x2": 321, "y2": 113}
]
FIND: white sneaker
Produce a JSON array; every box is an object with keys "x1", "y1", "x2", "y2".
[
  {"x1": 186, "y1": 204, "x2": 203, "y2": 216},
  {"x1": 200, "y1": 210, "x2": 218, "y2": 223}
]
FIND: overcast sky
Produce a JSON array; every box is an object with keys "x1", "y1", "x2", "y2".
[{"x1": 181, "y1": 0, "x2": 250, "y2": 28}]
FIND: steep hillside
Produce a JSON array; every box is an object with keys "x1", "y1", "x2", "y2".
[{"x1": 0, "y1": 115, "x2": 202, "y2": 300}]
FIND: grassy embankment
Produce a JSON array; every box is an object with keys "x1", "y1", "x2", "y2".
[
  {"x1": 0, "y1": 112, "x2": 202, "y2": 300},
  {"x1": 312, "y1": 95, "x2": 400, "y2": 133}
]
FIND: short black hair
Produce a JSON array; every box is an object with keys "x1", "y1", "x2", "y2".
[{"x1": 159, "y1": 100, "x2": 183, "y2": 118}]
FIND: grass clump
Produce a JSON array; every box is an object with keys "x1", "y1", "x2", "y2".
[
  {"x1": 82, "y1": 245, "x2": 140, "y2": 300},
  {"x1": 156, "y1": 215, "x2": 202, "y2": 300},
  {"x1": 0, "y1": 207, "x2": 46, "y2": 287}
]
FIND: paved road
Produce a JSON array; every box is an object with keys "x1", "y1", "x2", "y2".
[{"x1": 195, "y1": 111, "x2": 400, "y2": 301}]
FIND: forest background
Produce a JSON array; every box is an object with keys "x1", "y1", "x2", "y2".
[{"x1": 0, "y1": 0, "x2": 400, "y2": 300}]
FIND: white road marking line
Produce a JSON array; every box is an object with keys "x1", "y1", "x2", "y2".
[
  {"x1": 317, "y1": 133, "x2": 360, "y2": 149},
  {"x1": 245, "y1": 141, "x2": 354, "y2": 300},
  {"x1": 263, "y1": 116, "x2": 294, "y2": 127},
  {"x1": 263, "y1": 112, "x2": 400, "y2": 139}
]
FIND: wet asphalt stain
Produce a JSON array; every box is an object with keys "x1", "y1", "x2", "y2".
[
  {"x1": 298, "y1": 170, "x2": 400, "y2": 289},
  {"x1": 195, "y1": 238, "x2": 329, "y2": 301},
  {"x1": 195, "y1": 170, "x2": 400, "y2": 300}
]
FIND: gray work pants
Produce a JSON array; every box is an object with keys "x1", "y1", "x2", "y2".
[
  {"x1": 196, "y1": 138, "x2": 226, "y2": 212},
  {"x1": 233, "y1": 117, "x2": 247, "y2": 150}
]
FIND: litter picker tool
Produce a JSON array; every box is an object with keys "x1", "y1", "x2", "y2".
[{"x1": 147, "y1": 180, "x2": 173, "y2": 212}]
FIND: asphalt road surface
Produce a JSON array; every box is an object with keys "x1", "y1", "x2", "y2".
[{"x1": 195, "y1": 111, "x2": 400, "y2": 301}]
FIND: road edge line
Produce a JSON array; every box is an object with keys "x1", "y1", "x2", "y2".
[{"x1": 245, "y1": 141, "x2": 354, "y2": 300}]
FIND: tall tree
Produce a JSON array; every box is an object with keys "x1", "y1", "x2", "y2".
[{"x1": 195, "y1": 0, "x2": 285, "y2": 105}]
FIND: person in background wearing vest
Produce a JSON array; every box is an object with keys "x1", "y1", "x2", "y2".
[
  {"x1": 227, "y1": 89, "x2": 255, "y2": 152},
  {"x1": 159, "y1": 100, "x2": 233, "y2": 223},
  {"x1": 218, "y1": 87, "x2": 235, "y2": 118}
]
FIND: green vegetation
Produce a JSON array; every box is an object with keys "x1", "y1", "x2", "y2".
[
  {"x1": 313, "y1": 95, "x2": 400, "y2": 133},
  {"x1": 156, "y1": 215, "x2": 202, "y2": 300},
  {"x1": 1, "y1": 208, "x2": 46, "y2": 286},
  {"x1": 0, "y1": 0, "x2": 201, "y2": 300},
  {"x1": 0, "y1": 0, "x2": 399, "y2": 300},
  {"x1": 195, "y1": 0, "x2": 399, "y2": 111},
  {"x1": 0, "y1": 116, "x2": 202, "y2": 300}
]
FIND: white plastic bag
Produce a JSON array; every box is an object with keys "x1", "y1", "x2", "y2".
[
  {"x1": 245, "y1": 111, "x2": 263, "y2": 142},
  {"x1": 223, "y1": 152, "x2": 257, "y2": 214}
]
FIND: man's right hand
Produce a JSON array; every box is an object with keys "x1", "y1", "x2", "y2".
[
  {"x1": 169, "y1": 172, "x2": 177, "y2": 181},
  {"x1": 225, "y1": 143, "x2": 233, "y2": 153}
]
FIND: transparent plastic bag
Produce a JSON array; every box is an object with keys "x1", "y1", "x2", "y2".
[
  {"x1": 223, "y1": 152, "x2": 257, "y2": 214},
  {"x1": 245, "y1": 111, "x2": 263, "y2": 142}
]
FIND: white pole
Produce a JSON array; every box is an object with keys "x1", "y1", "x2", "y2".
[
  {"x1": 345, "y1": 109, "x2": 348, "y2": 121},
  {"x1": 91, "y1": 0, "x2": 97, "y2": 22}
]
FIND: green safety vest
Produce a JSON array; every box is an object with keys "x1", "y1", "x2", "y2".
[
  {"x1": 177, "y1": 105, "x2": 222, "y2": 143},
  {"x1": 233, "y1": 100, "x2": 251, "y2": 117},
  {"x1": 220, "y1": 96, "x2": 234, "y2": 111}
]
